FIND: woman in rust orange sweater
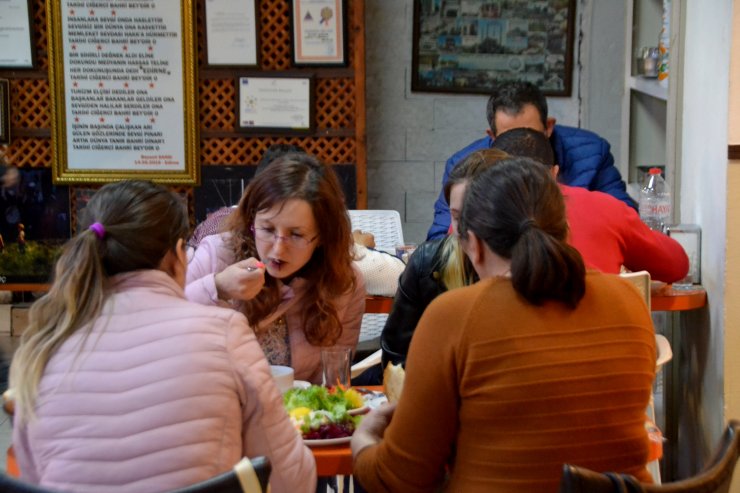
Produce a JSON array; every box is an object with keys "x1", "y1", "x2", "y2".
[{"x1": 352, "y1": 157, "x2": 656, "y2": 492}]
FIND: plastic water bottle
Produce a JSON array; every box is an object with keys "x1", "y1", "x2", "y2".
[{"x1": 639, "y1": 167, "x2": 671, "y2": 232}]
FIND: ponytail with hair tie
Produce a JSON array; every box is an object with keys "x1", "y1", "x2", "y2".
[
  {"x1": 460, "y1": 157, "x2": 586, "y2": 308},
  {"x1": 518, "y1": 219, "x2": 536, "y2": 236},
  {"x1": 89, "y1": 222, "x2": 105, "y2": 240}
]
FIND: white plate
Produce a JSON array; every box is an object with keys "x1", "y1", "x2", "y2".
[
  {"x1": 363, "y1": 393, "x2": 388, "y2": 410},
  {"x1": 293, "y1": 380, "x2": 311, "y2": 389},
  {"x1": 304, "y1": 436, "x2": 352, "y2": 447}
]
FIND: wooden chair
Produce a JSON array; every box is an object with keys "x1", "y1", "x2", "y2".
[
  {"x1": 559, "y1": 420, "x2": 740, "y2": 493},
  {"x1": 620, "y1": 271, "x2": 672, "y2": 483},
  {"x1": 0, "y1": 457, "x2": 271, "y2": 493}
]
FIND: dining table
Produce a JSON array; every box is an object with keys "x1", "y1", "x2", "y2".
[
  {"x1": 650, "y1": 282, "x2": 707, "y2": 312},
  {"x1": 6, "y1": 283, "x2": 705, "y2": 482}
]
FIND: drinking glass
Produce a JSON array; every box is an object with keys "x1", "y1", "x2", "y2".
[
  {"x1": 269, "y1": 365, "x2": 294, "y2": 393},
  {"x1": 321, "y1": 347, "x2": 352, "y2": 389}
]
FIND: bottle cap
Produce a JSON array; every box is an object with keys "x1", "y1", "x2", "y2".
[{"x1": 649, "y1": 167, "x2": 662, "y2": 175}]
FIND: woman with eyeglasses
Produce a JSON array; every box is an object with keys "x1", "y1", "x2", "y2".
[
  {"x1": 186, "y1": 153, "x2": 366, "y2": 383},
  {"x1": 352, "y1": 158, "x2": 656, "y2": 492}
]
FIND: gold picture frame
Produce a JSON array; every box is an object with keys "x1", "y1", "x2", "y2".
[{"x1": 47, "y1": 0, "x2": 200, "y2": 184}]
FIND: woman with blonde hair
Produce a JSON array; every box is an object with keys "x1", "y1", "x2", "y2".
[
  {"x1": 186, "y1": 153, "x2": 365, "y2": 382},
  {"x1": 379, "y1": 148, "x2": 508, "y2": 370},
  {"x1": 10, "y1": 180, "x2": 315, "y2": 493}
]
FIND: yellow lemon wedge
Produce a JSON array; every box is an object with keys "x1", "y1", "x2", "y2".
[
  {"x1": 344, "y1": 389, "x2": 364, "y2": 410},
  {"x1": 289, "y1": 407, "x2": 312, "y2": 420}
]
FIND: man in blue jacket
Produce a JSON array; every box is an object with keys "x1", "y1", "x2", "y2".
[{"x1": 427, "y1": 81, "x2": 636, "y2": 240}]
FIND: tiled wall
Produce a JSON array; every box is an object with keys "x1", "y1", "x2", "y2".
[{"x1": 364, "y1": 1, "x2": 584, "y2": 243}]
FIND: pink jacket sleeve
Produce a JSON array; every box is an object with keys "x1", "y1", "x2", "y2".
[
  {"x1": 185, "y1": 234, "x2": 234, "y2": 306},
  {"x1": 225, "y1": 312, "x2": 316, "y2": 493}
]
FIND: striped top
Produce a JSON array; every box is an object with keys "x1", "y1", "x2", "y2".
[{"x1": 354, "y1": 271, "x2": 656, "y2": 493}]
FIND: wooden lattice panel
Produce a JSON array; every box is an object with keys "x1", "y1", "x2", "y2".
[
  {"x1": 258, "y1": 0, "x2": 292, "y2": 70},
  {"x1": 316, "y1": 79, "x2": 355, "y2": 129},
  {"x1": 0, "y1": 138, "x2": 51, "y2": 168},
  {"x1": 12, "y1": 79, "x2": 51, "y2": 129},
  {"x1": 201, "y1": 137, "x2": 356, "y2": 165},
  {"x1": 33, "y1": 0, "x2": 49, "y2": 69},
  {"x1": 199, "y1": 79, "x2": 236, "y2": 130},
  {"x1": 195, "y1": 0, "x2": 206, "y2": 68}
]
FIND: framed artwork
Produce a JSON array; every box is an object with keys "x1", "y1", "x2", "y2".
[
  {"x1": 290, "y1": 0, "x2": 347, "y2": 67},
  {"x1": 0, "y1": 168, "x2": 70, "y2": 284},
  {"x1": 411, "y1": 0, "x2": 576, "y2": 96},
  {"x1": 237, "y1": 75, "x2": 314, "y2": 133},
  {"x1": 0, "y1": 0, "x2": 36, "y2": 69},
  {"x1": 205, "y1": 0, "x2": 259, "y2": 67},
  {"x1": 47, "y1": 0, "x2": 200, "y2": 184},
  {"x1": 0, "y1": 79, "x2": 9, "y2": 145}
]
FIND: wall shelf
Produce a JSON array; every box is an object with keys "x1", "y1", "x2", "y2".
[
  {"x1": 627, "y1": 76, "x2": 668, "y2": 101},
  {"x1": 621, "y1": 0, "x2": 683, "y2": 215}
]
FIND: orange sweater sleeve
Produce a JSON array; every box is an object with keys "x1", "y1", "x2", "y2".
[{"x1": 353, "y1": 283, "x2": 471, "y2": 492}]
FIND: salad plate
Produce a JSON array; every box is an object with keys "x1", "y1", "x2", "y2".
[
  {"x1": 304, "y1": 436, "x2": 352, "y2": 447},
  {"x1": 284, "y1": 385, "x2": 362, "y2": 443}
]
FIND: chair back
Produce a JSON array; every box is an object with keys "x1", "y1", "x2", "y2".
[
  {"x1": 616, "y1": 272, "x2": 672, "y2": 369},
  {"x1": 559, "y1": 420, "x2": 740, "y2": 493},
  {"x1": 620, "y1": 270, "x2": 651, "y2": 309},
  {"x1": 348, "y1": 210, "x2": 404, "y2": 254},
  {"x1": 0, "y1": 474, "x2": 53, "y2": 493},
  {"x1": 0, "y1": 457, "x2": 272, "y2": 493},
  {"x1": 170, "y1": 456, "x2": 271, "y2": 493}
]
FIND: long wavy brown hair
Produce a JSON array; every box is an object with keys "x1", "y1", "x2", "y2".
[{"x1": 224, "y1": 153, "x2": 356, "y2": 346}]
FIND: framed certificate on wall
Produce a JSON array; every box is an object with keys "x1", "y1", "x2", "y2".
[
  {"x1": 0, "y1": 0, "x2": 35, "y2": 68},
  {"x1": 47, "y1": 0, "x2": 200, "y2": 184},
  {"x1": 290, "y1": 0, "x2": 347, "y2": 67},
  {"x1": 205, "y1": 0, "x2": 259, "y2": 67},
  {"x1": 237, "y1": 75, "x2": 314, "y2": 133}
]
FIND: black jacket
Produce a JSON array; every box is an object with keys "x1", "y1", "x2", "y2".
[{"x1": 380, "y1": 238, "x2": 450, "y2": 368}]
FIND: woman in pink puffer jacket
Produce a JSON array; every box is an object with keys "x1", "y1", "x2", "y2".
[{"x1": 10, "y1": 180, "x2": 315, "y2": 493}]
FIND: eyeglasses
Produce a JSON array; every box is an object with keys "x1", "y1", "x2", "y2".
[{"x1": 251, "y1": 225, "x2": 318, "y2": 249}]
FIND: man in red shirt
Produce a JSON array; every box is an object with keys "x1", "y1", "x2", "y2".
[{"x1": 492, "y1": 128, "x2": 688, "y2": 283}]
